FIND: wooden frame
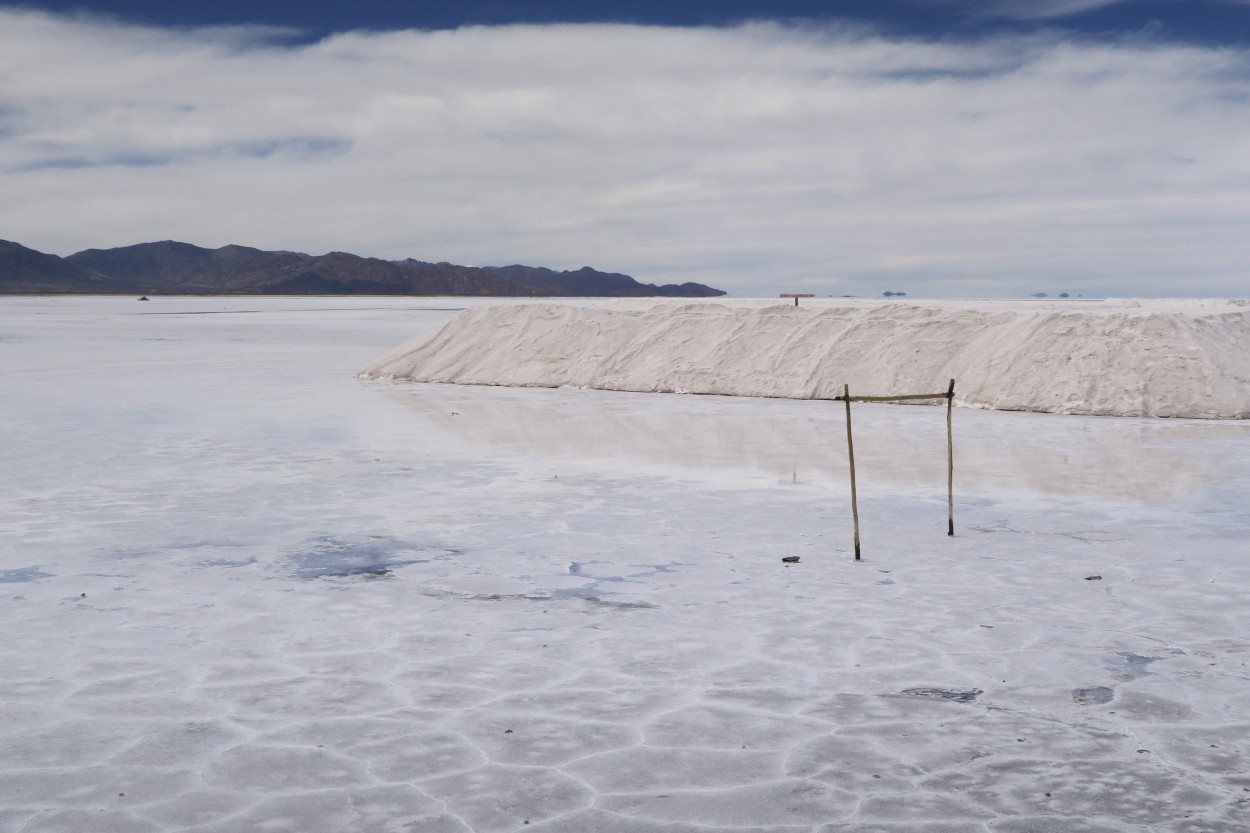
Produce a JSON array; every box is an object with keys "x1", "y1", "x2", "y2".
[{"x1": 832, "y1": 380, "x2": 956, "y2": 560}]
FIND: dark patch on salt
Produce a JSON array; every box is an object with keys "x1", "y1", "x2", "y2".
[
  {"x1": 423, "y1": 585, "x2": 655, "y2": 609},
  {"x1": 545, "y1": 586, "x2": 656, "y2": 609},
  {"x1": 290, "y1": 536, "x2": 457, "y2": 579},
  {"x1": 901, "y1": 687, "x2": 983, "y2": 703},
  {"x1": 1106, "y1": 652, "x2": 1159, "y2": 680},
  {"x1": 550, "y1": 586, "x2": 601, "y2": 601},
  {"x1": 199, "y1": 557, "x2": 258, "y2": 569},
  {"x1": 569, "y1": 560, "x2": 684, "y2": 582},
  {"x1": 1074, "y1": 685, "x2": 1116, "y2": 705},
  {"x1": 0, "y1": 566, "x2": 53, "y2": 583}
]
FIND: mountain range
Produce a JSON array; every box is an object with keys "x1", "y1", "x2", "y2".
[{"x1": 0, "y1": 240, "x2": 726, "y2": 297}]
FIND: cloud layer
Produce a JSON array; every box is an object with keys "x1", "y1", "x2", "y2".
[{"x1": 3, "y1": 8, "x2": 1249, "y2": 296}]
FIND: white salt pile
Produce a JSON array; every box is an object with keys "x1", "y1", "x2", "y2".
[{"x1": 361, "y1": 298, "x2": 1250, "y2": 419}]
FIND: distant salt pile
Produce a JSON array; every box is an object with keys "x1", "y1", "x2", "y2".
[{"x1": 362, "y1": 299, "x2": 1250, "y2": 419}]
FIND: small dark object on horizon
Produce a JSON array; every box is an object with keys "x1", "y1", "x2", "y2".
[
  {"x1": 782, "y1": 556, "x2": 800, "y2": 563},
  {"x1": 1085, "y1": 575, "x2": 1102, "y2": 580},
  {"x1": 138, "y1": 296, "x2": 149, "y2": 301}
]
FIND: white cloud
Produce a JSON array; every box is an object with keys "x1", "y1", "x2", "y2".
[
  {"x1": 962, "y1": 1, "x2": 1131, "y2": 20},
  {"x1": 2, "y1": 8, "x2": 1249, "y2": 296},
  {"x1": 939, "y1": 0, "x2": 1250, "y2": 22}
]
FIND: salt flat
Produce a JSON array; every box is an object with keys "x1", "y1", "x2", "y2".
[{"x1": 2, "y1": 296, "x2": 1249, "y2": 833}]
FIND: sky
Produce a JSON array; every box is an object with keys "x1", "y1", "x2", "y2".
[{"x1": 2, "y1": 1, "x2": 1249, "y2": 297}]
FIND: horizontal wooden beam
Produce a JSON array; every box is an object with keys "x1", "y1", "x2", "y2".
[{"x1": 832, "y1": 392, "x2": 952, "y2": 402}]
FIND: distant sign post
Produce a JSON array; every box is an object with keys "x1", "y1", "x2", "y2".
[{"x1": 780, "y1": 293, "x2": 815, "y2": 306}]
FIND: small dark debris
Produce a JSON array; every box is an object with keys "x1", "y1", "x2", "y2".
[
  {"x1": 1085, "y1": 575, "x2": 1102, "y2": 581},
  {"x1": 138, "y1": 296, "x2": 149, "y2": 301},
  {"x1": 80, "y1": 592, "x2": 86, "y2": 598},
  {"x1": 504, "y1": 729, "x2": 513, "y2": 734},
  {"x1": 782, "y1": 556, "x2": 800, "y2": 564}
]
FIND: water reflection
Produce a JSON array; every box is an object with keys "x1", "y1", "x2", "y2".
[{"x1": 380, "y1": 384, "x2": 1243, "y2": 503}]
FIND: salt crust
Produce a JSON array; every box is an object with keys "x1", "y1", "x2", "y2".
[{"x1": 362, "y1": 298, "x2": 1250, "y2": 419}]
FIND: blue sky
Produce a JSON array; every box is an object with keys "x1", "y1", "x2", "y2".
[
  {"x1": 3, "y1": 1, "x2": 1249, "y2": 296},
  {"x1": 17, "y1": 0, "x2": 1250, "y2": 42}
]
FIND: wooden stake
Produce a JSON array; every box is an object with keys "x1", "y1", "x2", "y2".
[
  {"x1": 844, "y1": 383, "x2": 861, "y2": 561},
  {"x1": 946, "y1": 378, "x2": 955, "y2": 537}
]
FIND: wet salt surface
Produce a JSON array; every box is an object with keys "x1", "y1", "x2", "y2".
[{"x1": 2, "y1": 296, "x2": 1250, "y2": 833}]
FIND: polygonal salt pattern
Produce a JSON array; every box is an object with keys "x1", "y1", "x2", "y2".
[
  {"x1": 567, "y1": 746, "x2": 785, "y2": 792},
  {"x1": 922, "y1": 758, "x2": 1227, "y2": 825},
  {"x1": 596, "y1": 780, "x2": 860, "y2": 826},
  {"x1": 419, "y1": 764, "x2": 594, "y2": 832},
  {"x1": 204, "y1": 745, "x2": 373, "y2": 793},
  {"x1": 451, "y1": 712, "x2": 639, "y2": 767},
  {"x1": 351, "y1": 730, "x2": 489, "y2": 782}
]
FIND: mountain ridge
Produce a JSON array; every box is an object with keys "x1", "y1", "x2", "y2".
[{"x1": 1, "y1": 239, "x2": 726, "y2": 297}]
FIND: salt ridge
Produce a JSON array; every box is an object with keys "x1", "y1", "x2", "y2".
[{"x1": 362, "y1": 298, "x2": 1250, "y2": 419}]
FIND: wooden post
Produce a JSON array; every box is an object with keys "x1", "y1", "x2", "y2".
[
  {"x1": 844, "y1": 383, "x2": 861, "y2": 561},
  {"x1": 946, "y1": 378, "x2": 955, "y2": 537}
]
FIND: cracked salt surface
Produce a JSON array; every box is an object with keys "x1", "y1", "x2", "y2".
[{"x1": 3, "y1": 296, "x2": 1250, "y2": 832}]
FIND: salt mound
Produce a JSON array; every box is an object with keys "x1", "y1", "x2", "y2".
[{"x1": 361, "y1": 299, "x2": 1250, "y2": 419}]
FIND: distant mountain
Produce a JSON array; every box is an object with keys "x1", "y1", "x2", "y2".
[
  {"x1": 479, "y1": 263, "x2": 725, "y2": 297},
  {"x1": 66, "y1": 241, "x2": 534, "y2": 296},
  {"x1": 0, "y1": 240, "x2": 133, "y2": 294},
  {"x1": 0, "y1": 239, "x2": 726, "y2": 297}
]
